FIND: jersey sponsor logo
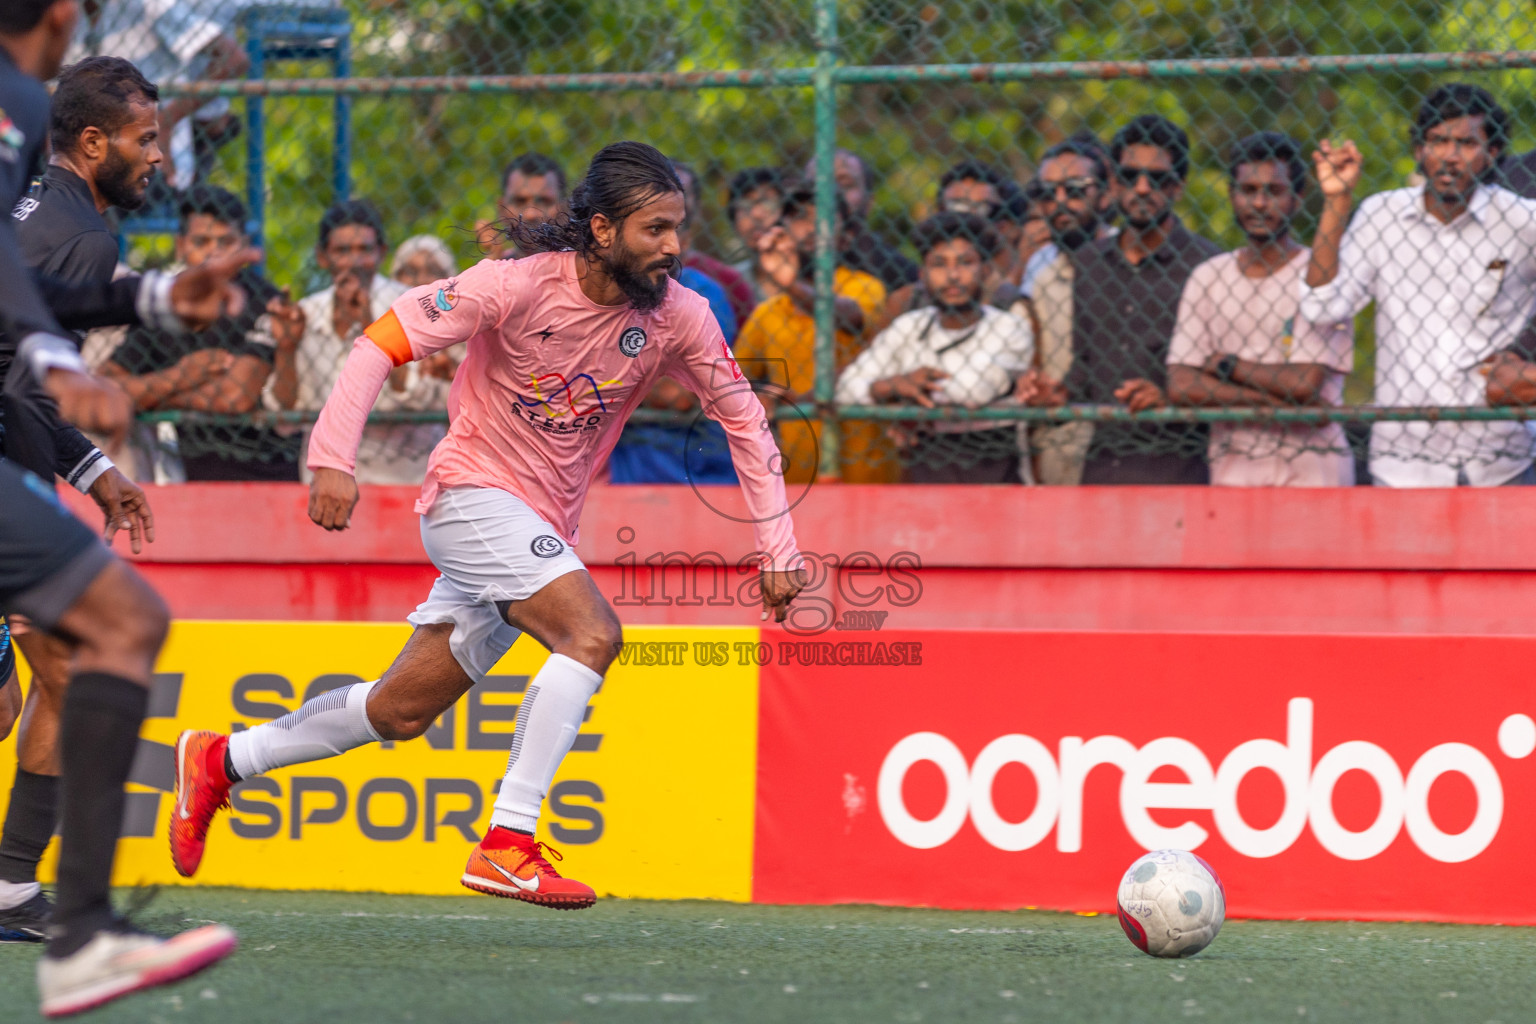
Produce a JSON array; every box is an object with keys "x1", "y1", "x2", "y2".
[
  {"x1": 511, "y1": 370, "x2": 624, "y2": 436},
  {"x1": 518, "y1": 371, "x2": 622, "y2": 415},
  {"x1": 618, "y1": 326, "x2": 647, "y2": 358},
  {"x1": 530, "y1": 535, "x2": 565, "y2": 558},
  {"x1": 11, "y1": 196, "x2": 37, "y2": 221},
  {"x1": 434, "y1": 280, "x2": 459, "y2": 313}
]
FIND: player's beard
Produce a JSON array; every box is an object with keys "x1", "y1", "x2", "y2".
[
  {"x1": 97, "y1": 145, "x2": 149, "y2": 212},
  {"x1": 606, "y1": 237, "x2": 674, "y2": 312}
]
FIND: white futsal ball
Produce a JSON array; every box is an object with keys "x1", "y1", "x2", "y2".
[{"x1": 1115, "y1": 849, "x2": 1226, "y2": 958}]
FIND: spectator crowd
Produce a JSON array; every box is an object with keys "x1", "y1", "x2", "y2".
[{"x1": 32, "y1": 55, "x2": 1536, "y2": 488}]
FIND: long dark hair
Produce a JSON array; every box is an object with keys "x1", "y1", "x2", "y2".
[{"x1": 505, "y1": 141, "x2": 681, "y2": 259}]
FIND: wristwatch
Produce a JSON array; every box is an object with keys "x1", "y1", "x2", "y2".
[{"x1": 1214, "y1": 354, "x2": 1239, "y2": 383}]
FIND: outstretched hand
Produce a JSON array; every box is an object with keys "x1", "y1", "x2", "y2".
[
  {"x1": 171, "y1": 246, "x2": 261, "y2": 329},
  {"x1": 89, "y1": 467, "x2": 155, "y2": 554}
]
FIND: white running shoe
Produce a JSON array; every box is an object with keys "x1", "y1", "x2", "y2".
[{"x1": 37, "y1": 922, "x2": 237, "y2": 1018}]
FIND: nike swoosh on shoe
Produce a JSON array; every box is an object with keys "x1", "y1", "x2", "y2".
[{"x1": 486, "y1": 858, "x2": 539, "y2": 892}]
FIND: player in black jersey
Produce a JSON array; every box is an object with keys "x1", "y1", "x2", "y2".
[
  {"x1": 0, "y1": 1, "x2": 257, "y2": 1015},
  {"x1": 0, "y1": 55, "x2": 165, "y2": 946}
]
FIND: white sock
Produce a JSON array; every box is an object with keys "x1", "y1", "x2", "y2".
[
  {"x1": 228, "y1": 680, "x2": 382, "y2": 779},
  {"x1": 0, "y1": 879, "x2": 40, "y2": 910},
  {"x1": 489, "y1": 654, "x2": 603, "y2": 833}
]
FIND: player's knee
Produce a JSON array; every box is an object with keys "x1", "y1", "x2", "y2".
[
  {"x1": 0, "y1": 688, "x2": 18, "y2": 743},
  {"x1": 369, "y1": 698, "x2": 440, "y2": 741},
  {"x1": 374, "y1": 709, "x2": 432, "y2": 741},
  {"x1": 116, "y1": 588, "x2": 171, "y2": 658},
  {"x1": 566, "y1": 616, "x2": 623, "y2": 674}
]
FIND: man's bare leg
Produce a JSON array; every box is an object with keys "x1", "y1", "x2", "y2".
[
  {"x1": 0, "y1": 665, "x2": 17, "y2": 742},
  {"x1": 172, "y1": 624, "x2": 474, "y2": 878},
  {"x1": 176, "y1": 571, "x2": 620, "y2": 892},
  {"x1": 0, "y1": 629, "x2": 68, "y2": 918},
  {"x1": 44, "y1": 560, "x2": 167, "y2": 949},
  {"x1": 363, "y1": 624, "x2": 476, "y2": 740},
  {"x1": 14, "y1": 629, "x2": 67, "y2": 773},
  {"x1": 225, "y1": 624, "x2": 474, "y2": 782},
  {"x1": 450, "y1": 569, "x2": 618, "y2": 907}
]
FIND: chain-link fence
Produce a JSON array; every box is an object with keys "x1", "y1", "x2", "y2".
[{"x1": 51, "y1": 0, "x2": 1536, "y2": 486}]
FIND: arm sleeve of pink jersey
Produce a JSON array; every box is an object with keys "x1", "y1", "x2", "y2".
[
  {"x1": 305, "y1": 337, "x2": 393, "y2": 475},
  {"x1": 364, "y1": 257, "x2": 514, "y2": 367},
  {"x1": 308, "y1": 259, "x2": 516, "y2": 475},
  {"x1": 667, "y1": 308, "x2": 804, "y2": 572}
]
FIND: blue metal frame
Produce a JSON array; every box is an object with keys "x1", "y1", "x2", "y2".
[{"x1": 241, "y1": 5, "x2": 352, "y2": 246}]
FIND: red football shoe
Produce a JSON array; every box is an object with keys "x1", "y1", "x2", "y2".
[
  {"x1": 169, "y1": 731, "x2": 233, "y2": 878},
  {"x1": 461, "y1": 827, "x2": 596, "y2": 909}
]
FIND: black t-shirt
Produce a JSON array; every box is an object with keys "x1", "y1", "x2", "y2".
[
  {"x1": 1499, "y1": 151, "x2": 1536, "y2": 199},
  {"x1": 111, "y1": 266, "x2": 299, "y2": 479},
  {"x1": 1067, "y1": 221, "x2": 1224, "y2": 478},
  {"x1": 14, "y1": 165, "x2": 118, "y2": 289},
  {"x1": 0, "y1": 49, "x2": 154, "y2": 485}
]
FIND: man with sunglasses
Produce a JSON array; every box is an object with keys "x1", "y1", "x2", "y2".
[
  {"x1": 1014, "y1": 133, "x2": 1117, "y2": 485},
  {"x1": 1025, "y1": 115, "x2": 1221, "y2": 484}
]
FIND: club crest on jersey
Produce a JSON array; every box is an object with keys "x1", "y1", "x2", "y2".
[
  {"x1": 530, "y1": 535, "x2": 565, "y2": 558},
  {"x1": 618, "y1": 326, "x2": 647, "y2": 358}
]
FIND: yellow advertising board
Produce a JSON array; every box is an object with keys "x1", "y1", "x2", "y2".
[{"x1": 0, "y1": 622, "x2": 760, "y2": 902}]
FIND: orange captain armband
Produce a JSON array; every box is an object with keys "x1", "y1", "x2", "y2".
[{"x1": 364, "y1": 309, "x2": 414, "y2": 366}]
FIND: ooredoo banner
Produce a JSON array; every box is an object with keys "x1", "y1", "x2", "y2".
[
  {"x1": 0, "y1": 621, "x2": 760, "y2": 902},
  {"x1": 753, "y1": 629, "x2": 1536, "y2": 923}
]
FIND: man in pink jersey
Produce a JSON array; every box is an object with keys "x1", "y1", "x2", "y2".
[{"x1": 166, "y1": 142, "x2": 806, "y2": 908}]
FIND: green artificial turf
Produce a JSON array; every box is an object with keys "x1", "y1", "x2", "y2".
[{"x1": 1, "y1": 888, "x2": 1530, "y2": 1023}]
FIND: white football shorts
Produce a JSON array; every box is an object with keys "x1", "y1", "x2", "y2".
[{"x1": 406, "y1": 486, "x2": 588, "y2": 681}]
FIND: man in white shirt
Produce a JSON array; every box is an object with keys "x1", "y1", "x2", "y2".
[
  {"x1": 1301, "y1": 83, "x2": 1536, "y2": 487},
  {"x1": 269, "y1": 199, "x2": 450, "y2": 483},
  {"x1": 837, "y1": 212, "x2": 1034, "y2": 483},
  {"x1": 1167, "y1": 132, "x2": 1355, "y2": 486}
]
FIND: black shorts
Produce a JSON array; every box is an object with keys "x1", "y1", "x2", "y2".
[{"x1": 0, "y1": 457, "x2": 111, "y2": 632}]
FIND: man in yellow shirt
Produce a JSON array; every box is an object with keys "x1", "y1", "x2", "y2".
[{"x1": 735, "y1": 183, "x2": 897, "y2": 483}]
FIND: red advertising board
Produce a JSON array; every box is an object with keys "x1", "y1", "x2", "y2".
[{"x1": 754, "y1": 629, "x2": 1536, "y2": 923}]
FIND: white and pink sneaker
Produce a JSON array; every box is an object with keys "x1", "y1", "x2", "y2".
[{"x1": 38, "y1": 922, "x2": 237, "y2": 1018}]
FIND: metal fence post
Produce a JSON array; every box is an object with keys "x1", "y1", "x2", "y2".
[{"x1": 812, "y1": 0, "x2": 841, "y2": 480}]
